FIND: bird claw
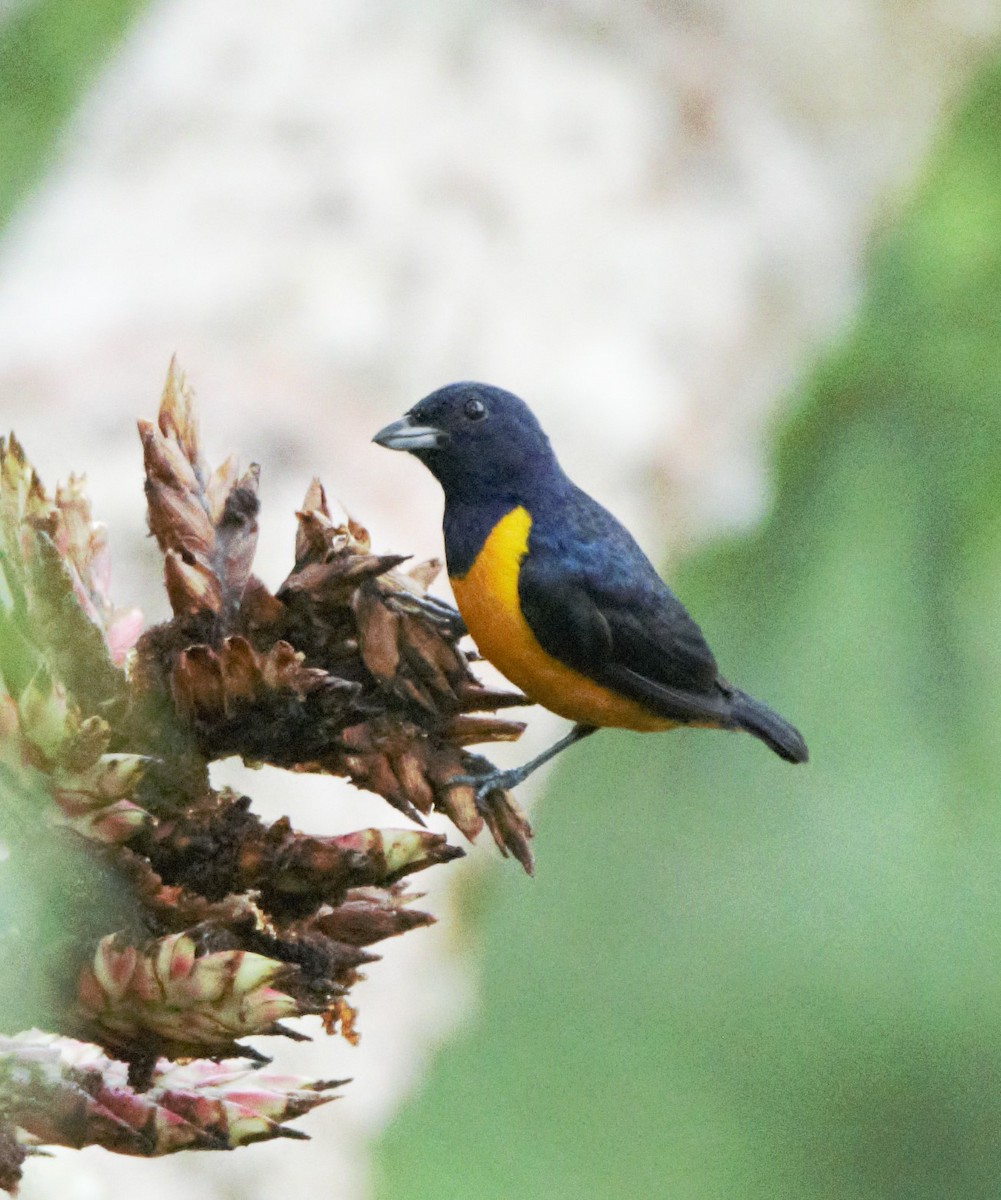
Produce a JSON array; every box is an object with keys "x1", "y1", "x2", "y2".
[
  {"x1": 387, "y1": 591, "x2": 467, "y2": 637},
  {"x1": 450, "y1": 768, "x2": 525, "y2": 812}
]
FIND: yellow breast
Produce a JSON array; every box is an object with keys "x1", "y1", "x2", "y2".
[{"x1": 449, "y1": 505, "x2": 674, "y2": 732}]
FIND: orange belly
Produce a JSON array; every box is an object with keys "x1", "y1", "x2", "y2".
[{"x1": 450, "y1": 505, "x2": 675, "y2": 732}]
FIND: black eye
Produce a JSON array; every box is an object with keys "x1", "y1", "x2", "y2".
[{"x1": 463, "y1": 398, "x2": 487, "y2": 421}]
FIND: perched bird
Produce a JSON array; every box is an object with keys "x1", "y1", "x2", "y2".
[{"x1": 373, "y1": 382, "x2": 807, "y2": 801}]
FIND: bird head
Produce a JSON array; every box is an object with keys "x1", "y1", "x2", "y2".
[{"x1": 373, "y1": 382, "x2": 558, "y2": 500}]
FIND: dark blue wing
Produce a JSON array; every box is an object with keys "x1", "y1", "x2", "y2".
[{"x1": 518, "y1": 487, "x2": 731, "y2": 725}]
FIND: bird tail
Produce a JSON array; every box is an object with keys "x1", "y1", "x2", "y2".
[{"x1": 727, "y1": 687, "x2": 808, "y2": 764}]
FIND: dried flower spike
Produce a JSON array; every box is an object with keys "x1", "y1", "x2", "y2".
[{"x1": 0, "y1": 362, "x2": 538, "y2": 1191}]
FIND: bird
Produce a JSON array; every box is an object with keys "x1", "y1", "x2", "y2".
[{"x1": 373, "y1": 382, "x2": 807, "y2": 802}]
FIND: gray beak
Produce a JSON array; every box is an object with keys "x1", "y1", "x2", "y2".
[{"x1": 372, "y1": 414, "x2": 449, "y2": 452}]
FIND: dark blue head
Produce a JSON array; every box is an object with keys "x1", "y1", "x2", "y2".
[{"x1": 373, "y1": 382, "x2": 561, "y2": 502}]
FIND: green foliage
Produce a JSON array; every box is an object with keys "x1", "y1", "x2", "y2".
[
  {"x1": 374, "y1": 58, "x2": 1001, "y2": 1200},
  {"x1": 0, "y1": 0, "x2": 149, "y2": 227},
  {"x1": 0, "y1": 0, "x2": 150, "y2": 1047},
  {"x1": 0, "y1": 774, "x2": 138, "y2": 1034}
]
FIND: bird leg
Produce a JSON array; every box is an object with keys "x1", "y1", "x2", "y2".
[{"x1": 456, "y1": 723, "x2": 597, "y2": 809}]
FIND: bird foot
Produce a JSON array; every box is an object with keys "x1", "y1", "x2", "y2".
[
  {"x1": 387, "y1": 591, "x2": 467, "y2": 637},
  {"x1": 451, "y1": 724, "x2": 597, "y2": 815},
  {"x1": 451, "y1": 766, "x2": 528, "y2": 813}
]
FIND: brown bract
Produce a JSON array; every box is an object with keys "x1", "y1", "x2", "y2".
[
  {"x1": 0, "y1": 1033, "x2": 343, "y2": 1158},
  {"x1": 136, "y1": 359, "x2": 532, "y2": 868},
  {"x1": 0, "y1": 361, "x2": 536, "y2": 1189}
]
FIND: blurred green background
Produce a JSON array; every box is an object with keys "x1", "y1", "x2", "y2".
[
  {"x1": 2, "y1": 4, "x2": 1001, "y2": 1199},
  {"x1": 0, "y1": 0, "x2": 145, "y2": 227},
  {"x1": 373, "y1": 56, "x2": 1001, "y2": 1200}
]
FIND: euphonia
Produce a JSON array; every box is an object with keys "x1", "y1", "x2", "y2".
[{"x1": 374, "y1": 382, "x2": 807, "y2": 800}]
